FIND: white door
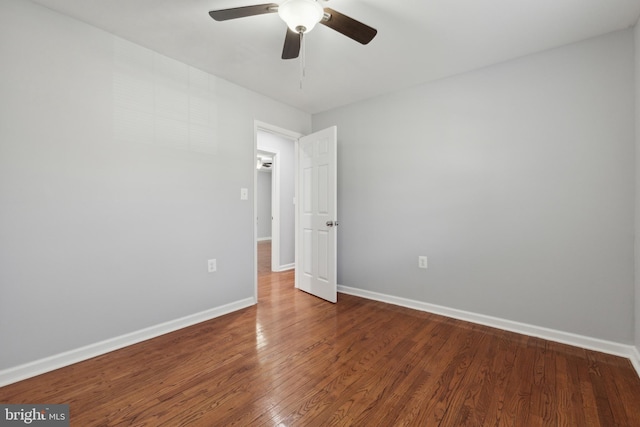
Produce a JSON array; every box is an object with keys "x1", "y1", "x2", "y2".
[{"x1": 296, "y1": 126, "x2": 337, "y2": 303}]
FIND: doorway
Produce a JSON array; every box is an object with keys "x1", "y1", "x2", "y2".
[
  {"x1": 256, "y1": 150, "x2": 273, "y2": 277},
  {"x1": 254, "y1": 121, "x2": 301, "y2": 301}
]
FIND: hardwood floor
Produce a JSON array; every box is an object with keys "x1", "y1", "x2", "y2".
[
  {"x1": 258, "y1": 240, "x2": 272, "y2": 275},
  {"x1": 1, "y1": 242, "x2": 639, "y2": 425}
]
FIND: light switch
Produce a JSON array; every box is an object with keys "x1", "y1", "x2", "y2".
[
  {"x1": 418, "y1": 256, "x2": 428, "y2": 269},
  {"x1": 240, "y1": 188, "x2": 248, "y2": 200}
]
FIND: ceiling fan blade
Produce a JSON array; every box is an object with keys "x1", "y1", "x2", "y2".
[
  {"x1": 209, "y1": 3, "x2": 278, "y2": 21},
  {"x1": 282, "y1": 28, "x2": 301, "y2": 59},
  {"x1": 320, "y1": 8, "x2": 377, "y2": 45}
]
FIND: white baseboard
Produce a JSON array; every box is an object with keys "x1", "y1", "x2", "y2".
[
  {"x1": 338, "y1": 285, "x2": 640, "y2": 377},
  {"x1": 257, "y1": 237, "x2": 272, "y2": 242},
  {"x1": 3, "y1": 290, "x2": 638, "y2": 387},
  {"x1": 275, "y1": 263, "x2": 295, "y2": 272},
  {"x1": 0, "y1": 297, "x2": 255, "y2": 387},
  {"x1": 631, "y1": 346, "x2": 640, "y2": 378}
]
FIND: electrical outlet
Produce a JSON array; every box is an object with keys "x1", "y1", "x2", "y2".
[
  {"x1": 208, "y1": 259, "x2": 217, "y2": 273},
  {"x1": 418, "y1": 256, "x2": 428, "y2": 269}
]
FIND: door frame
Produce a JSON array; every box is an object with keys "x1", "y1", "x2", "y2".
[{"x1": 253, "y1": 121, "x2": 302, "y2": 302}]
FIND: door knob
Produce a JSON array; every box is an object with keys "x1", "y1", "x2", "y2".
[{"x1": 326, "y1": 221, "x2": 339, "y2": 227}]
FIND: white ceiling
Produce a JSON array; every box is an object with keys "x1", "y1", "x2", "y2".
[{"x1": 31, "y1": 0, "x2": 640, "y2": 114}]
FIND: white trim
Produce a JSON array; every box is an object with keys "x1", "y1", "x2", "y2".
[
  {"x1": 253, "y1": 126, "x2": 259, "y2": 302},
  {"x1": 3, "y1": 291, "x2": 637, "y2": 387},
  {"x1": 0, "y1": 298, "x2": 255, "y2": 387},
  {"x1": 270, "y1": 151, "x2": 281, "y2": 272},
  {"x1": 254, "y1": 121, "x2": 304, "y2": 141},
  {"x1": 257, "y1": 237, "x2": 272, "y2": 242},
  {"x1": 275, "y1": 262, "x2": 295, "y2": 272},
  {"x1": 294, "y1": 137, "x2": 300, "y2": 290},
  {"x1": 631, "y1": 346, "x2": 640, "y2": 377},
  {"x1": 338, "y1": 285, "x2": 640, "y2": 374}
]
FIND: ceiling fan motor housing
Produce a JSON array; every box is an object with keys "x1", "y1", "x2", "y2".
[{"x1": 278, "y1": 0, "x2": 324, "y2": 33}]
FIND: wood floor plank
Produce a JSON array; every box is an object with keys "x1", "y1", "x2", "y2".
[
  {"x1": 441, "y1": 325, "x2": 497, "y2": 426},
  {"x1": 1, "y1": 241, "x2": 640, "y2": 425},
  {"x1": 383, "y1": 322, "x2": 479, "y2": 425},
  {"x1": 334, "y1": 318, "x2": 446, "y2": 426},
  {"x1": 314, "y1": 315, "x2": 443, "y2": 425},
  {"x1": 554, "y1": 353, "x2": 584, "y2": 427},
  {"x1": 478, "y1": 331, "x2": 520, "y2": 426},
  {"x1": 270, "y1": 311, "x2": 424, "y2": 425}
]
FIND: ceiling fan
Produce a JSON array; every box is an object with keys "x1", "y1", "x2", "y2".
[{"x1": 208, "y1": 0, "x2": 377, "y2": 60}]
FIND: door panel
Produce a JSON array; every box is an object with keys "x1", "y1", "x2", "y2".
[{"x1": 296, "y1": 126, "x2": 337, "y2": 303}]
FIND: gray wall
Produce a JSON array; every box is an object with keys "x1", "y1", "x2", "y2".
[
  {"x1": 314, "y1": 30, "x2": 635, "y2": 344},
  {"x1": 0, "y1": 0, "x2": 310, "y2": 370},
  {"x1": 257, "y1": 171, "x2": 272, "y2": 240},
  {"x1": 1, "y1": 0, "x2": 637, "y2": 375},
  {"x1": 257, "y1": 131, "x2": 296, "y2": 267}
]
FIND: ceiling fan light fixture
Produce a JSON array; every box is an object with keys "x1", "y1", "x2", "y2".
[{"x1": 278, "y1": 0, "x2": 324, "y2": 33}]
